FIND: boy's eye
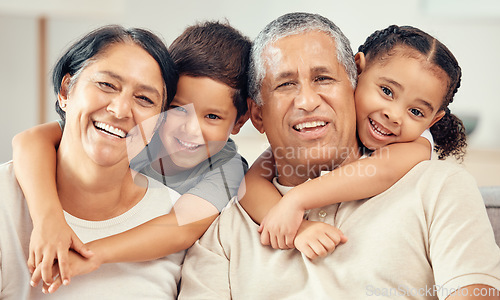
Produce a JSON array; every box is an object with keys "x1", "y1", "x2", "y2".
[
  {"x1": 410, "y1": 108, "x2": 424, "y2": 117},
  {"x1": 170, "y1": 105, "x2": 188, "y2": 113},
  {"x1": 206, "y1": 113, "x2": 220, "y2": 120},
  {"x1": 381, "y1": 86, "x2": 393, "y2": 97}
]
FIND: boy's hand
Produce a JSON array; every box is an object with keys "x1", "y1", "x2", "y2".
[
  {"x1": 294, "y1": 220, "x2": 347, "y2": 260},
  {"x1": 258, "y1": 194, "x2": 304, "y2": 249},
  {"x1": 33, "y1": 249, "x2": 102, "y2": 294},
  {"x1": 28, "y1": 215, "x2": 93, "y2": 287}
]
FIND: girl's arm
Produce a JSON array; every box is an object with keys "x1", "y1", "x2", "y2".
[
  {"x1": 12, "y1": 121, "x2": 92, "y2": 286},
  {"x1": 238, "y1": 147, "x2": 347, "y2": 255},
  {"x1": 238, "y1": 147, "x2": 282, "y2": 224},
  {"x1": 260, "y1": 137, "x2": 431, "y2": 248}
]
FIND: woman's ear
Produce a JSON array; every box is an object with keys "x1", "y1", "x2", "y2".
[
  {"x1": 248, "y1": 98, "x2": 265, "y2": 134},
  {"x1": 429, "y1": 110, "x2": 446, "y2": 128},
  {"x1": 58, "y1": 74, "x2": 72, "y2": 111},
  {"x1": 355, "y1": 52, "x2": 366, "y2": 75}
]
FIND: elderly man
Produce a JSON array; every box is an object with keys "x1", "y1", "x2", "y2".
[{"x1": 179, "y1": 12, "x2": 500, "y2": 299}]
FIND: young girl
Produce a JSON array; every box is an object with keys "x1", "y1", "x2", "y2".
[
  {"x1": 12, "y1": 21, "x2": 251, "y2": 293},
  {"x1": 240, "y1": 25, "x2": 467, "y2": 258}
]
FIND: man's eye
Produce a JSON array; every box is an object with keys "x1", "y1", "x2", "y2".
[
  {"x1": 410, "y1": 108, "x2": 424, "y2": 117},
  {"x1": 381, "y1": 86, "x2": 393, "y2": 97},
  {"x1": 315, "y1": 76, "x2": 333, "y2": 83},
  {"x1": 98, "y1": 82, "x2": 115, "y2": 90},
  {"x1": 206, "y1": 114, "x2": 220, "y2": 120},
  {"x1": 276, "y1": 82, "x2": 294, "y2": 89}
]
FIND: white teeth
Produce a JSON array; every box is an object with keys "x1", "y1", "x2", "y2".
[
  {"x1": 94, "y1": 121, "x2": 126, "y2": 138},
  {"x1": 294, "y1": 121, "x2": 326, "y2": 131},
  {"x1": 369, "y1": 119, "x2": 392, "y2": 136},
  {"x1": 176, "y1": 138, "x2": 202, "y2": 150}
]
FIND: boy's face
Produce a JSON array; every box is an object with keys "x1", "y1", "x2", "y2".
[
  {"x1": 160, "y1": 75, "x2": 244, "y2": 170},
  {"x1": 355, "y1": 48, "x2": 446, "y2": 150}
]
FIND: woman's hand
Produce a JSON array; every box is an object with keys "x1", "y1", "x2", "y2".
[
  {"x1": 28, "y1": 214, "x2": 93, "y2": 287},
  {"x1": 293, "y1": 220, "x2": 347, "y2": 260}
]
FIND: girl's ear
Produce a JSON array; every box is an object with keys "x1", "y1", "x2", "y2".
[
  {"x1": 429, "y1": 110, "x2": 446, "y2": 128},
  {"x1": 58, "y1": 74, "x2": 72, "y2": 111},
  {"x1": 355, "y1": 52, "x2": 366, "y2": 75},
  {"x1": 248, "y1": 98, "x2": 265, "y2": 134}
]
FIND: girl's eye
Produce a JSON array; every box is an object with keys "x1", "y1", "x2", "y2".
[
  {"x1": 206, "y1": 114, "x2": 220, "y2": 120},
  {"x1": 381, "y1": 86, "x2": 393, "y2": 97},
  {"x1": 410, "y1": 108, "x2": 424, "y2": 117}
]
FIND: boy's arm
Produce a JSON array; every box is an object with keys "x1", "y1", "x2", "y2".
[
  {"x1": 86, "y1": 194, "x2": 218, "y2": 264},
  {"x1": 261, "y1": 138, "x2": 431, "y2": 248},
  {"x1": 238, "y1": 147, "x2": 282, "y2": 224},
  {"x1": 12, "y1": 121, "x2": 92, "y2": 286}
]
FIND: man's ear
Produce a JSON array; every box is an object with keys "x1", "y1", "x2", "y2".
[
  {"x1": 231, "y1": 109, "x2": 250, "y2": 135},
  {"x1": 355, "y1": 52, "x2": 366, "y2": 75},
  {"x1": 58, "y1": 74, "x2": 71, "y2": 111},
  {"x1": 248, "y1": 98, "x2": 265, "y2": 134},
  {"x1": 428, "y1": 110, "x2": 446, "y2": 128}
]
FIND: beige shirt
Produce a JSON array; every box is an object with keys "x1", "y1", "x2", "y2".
[{"x1": 179, "y1": 160, "x2": 500, "y2": 299}]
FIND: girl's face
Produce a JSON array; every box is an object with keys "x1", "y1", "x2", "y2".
[
  {"x1": 160, "y1": 75, "x2": 245, "y2": 171},
  {"x1": 61, "y1": 43, "x2": 164, "y2": 167},
  {"x1": 354, "y1": 49, "x2": 446, "y2": 150}
]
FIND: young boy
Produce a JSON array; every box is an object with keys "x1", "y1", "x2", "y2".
[{"x1": 12, "y1": 21, "x2": 251, "y2": 293}]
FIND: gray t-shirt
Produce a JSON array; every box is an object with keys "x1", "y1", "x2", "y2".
[{"x1": 137, "y1": 138, "x2": 247, "y2": 212}]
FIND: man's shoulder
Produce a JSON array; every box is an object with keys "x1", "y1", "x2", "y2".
[
  {"x1": 411, "y1": 159, "x2": 470, "y2": 180},
  {"x1": 0, "y1": 161, "x2": 18, "y2": 188}
]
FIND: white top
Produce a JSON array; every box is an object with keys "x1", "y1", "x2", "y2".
[
  {"x1": 179, "y1": 160, "x2": 500, "y2": 299},
  {"x1": 0, "y1": 161, "x2": 183, "y2": 300}
]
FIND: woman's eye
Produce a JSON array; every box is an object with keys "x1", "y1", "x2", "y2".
[
  {"x1": 206, "y1": 114, "x2": 220, "y2": 120},
  {"x1": 137, "y1": 95, "x2": 154, "y2": 105},
  {"x1": 410, "y1": 108, "x2": 424, "y2": 117},
  {"x1": 381, "y1": 86, "x2": 393, "y2": 97}
]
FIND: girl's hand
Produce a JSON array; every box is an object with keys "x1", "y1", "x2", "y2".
[
  {"x1": 258, "y1": 194, "x2": 304, "y2": 249},
  {"x1": 28, "y1": 215, "x2": 93, "y2": 287},
  {"x1": 34, "y1": 249, "x2": 102, "y2": 294},
  {"x1": 293, "y1": 220, "x2": 347, "y2": 260}
]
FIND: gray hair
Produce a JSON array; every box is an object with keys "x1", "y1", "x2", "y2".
[{"x1": 248, "y1": 12, "x2": 357, "y2": 106}]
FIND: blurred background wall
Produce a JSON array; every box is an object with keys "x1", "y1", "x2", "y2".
[{"x1": 1, "y1": 0, "x2": 499, "y2": 184}]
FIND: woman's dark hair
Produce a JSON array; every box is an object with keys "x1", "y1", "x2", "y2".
[
  {"x1": 358, "y1": 25, "x2": 467, "y2": 161},
  {"x1": 53, "y1": 25, "x2": 178, "y2": 122},
  {"x1": 168, "y1": 21, "x2": 252, "y2": 120}
]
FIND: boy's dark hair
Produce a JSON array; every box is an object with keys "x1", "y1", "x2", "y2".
[
  {"x1": 53, "y1": 25, "x2": 177, "y2": 121},
  {"x1": 358, "y1": 25, "x2": 467, "y2": 161},
  {"x1": 169, "y1": 21, "x2": 252, "y2": 120}
]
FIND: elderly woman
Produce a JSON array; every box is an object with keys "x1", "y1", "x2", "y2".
[{"x1": 0, "y1": 25, "x2": 183, "y2": 299}]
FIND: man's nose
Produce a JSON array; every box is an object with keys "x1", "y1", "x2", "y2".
[
  {"x1": 294, "y1": 83, "x2": 321, "y2": 112},
  {"x1": 107, "y1": 95, "x2": 133, "y2": 119}
]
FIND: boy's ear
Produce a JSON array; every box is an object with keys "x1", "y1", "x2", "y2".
[
  {"x1": 355, "y1": 52, "x2": 366, "y2": 75},
  {"x1": 58, "y1": 74, "x2": 71, "y2": 111},
  {"x1": 231, "y1": 109, "x2": 250, "y2": 135},
  {"x1": 248, "y1": 98, "x2": 265, "y2": 134},
  {"x1": 429, "y1": 110, "x2": 446, "y2": 128}
]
